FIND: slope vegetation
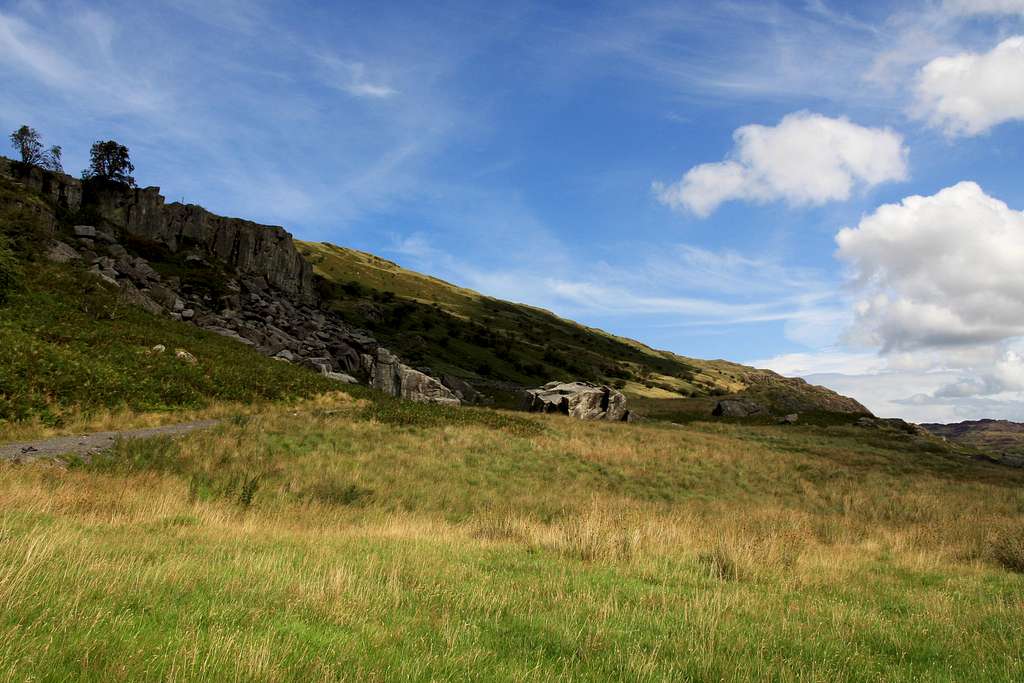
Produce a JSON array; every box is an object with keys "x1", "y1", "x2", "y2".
[
  {"x1": 1, "y1": 395, "x2": 1021, "y2": 680},
  {"x1": 300, "y1": 241, "x2": 867, "y2": 416}
]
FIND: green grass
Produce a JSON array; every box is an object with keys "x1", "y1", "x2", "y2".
[
  {"x1": 2, "y1": 401, "x2": 1023, "y2": 680},
  {"x1": 0, "y1": 261, "x2": 338, "y2": 426}
]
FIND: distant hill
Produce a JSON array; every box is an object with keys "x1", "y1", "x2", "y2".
[
  {"x1": 921, "y1": 419, "x2": 1024, "y2": 467},
  {"x1": 299, "y1": 242, "x2": 869, "y2": 417}
]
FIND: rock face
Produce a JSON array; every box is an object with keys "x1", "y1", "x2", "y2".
[
  {"x1": 361, "y1": 348, "x2": 461, "y2": 406},
  {"x1": 1, "y1": 159, "x2": 459, "y2": 407},
  {"x1": 524, "y1": 382, "x2": 631, "y2": 421}
]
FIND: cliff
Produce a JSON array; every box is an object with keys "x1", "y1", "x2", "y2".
[{"x1": 0, "y1": 157, "x2": 314, "y2": 302}]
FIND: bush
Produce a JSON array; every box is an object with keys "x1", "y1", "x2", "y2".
[
  {"x1": 992, "y1": 527, "x2": 1024, "y2": 573},
  {"x1": 0, "y1": 234, "x2": 20, "y2": 305}
]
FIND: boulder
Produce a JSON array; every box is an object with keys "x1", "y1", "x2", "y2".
[
  {"x1": 45, "y1": 240, "x2": 81, "y2": 264},
  {"x1": 441, "y1": 374, "x2": 483, "y2": 404},
  {"x1": 524, "y1": 381, "x2": 631, "y2": 421},
  {"x1": 203, "y1": 326, "x2": 256, "y2": 346},
  {"x1": 325, "y1": 371, "x2": 358, "y2": 384},
  {"x1": 712, "y1": 398, "x2": 764, "y2": 418},
  {"x1": 118, "y1": 280, "x2": 164, "y2": 316},
  {"x1": 73, "y1": 225, "x2": 96, "y2": 238},
  {"x1": 362, "y1": 347, "x2": 460, "y2": 406},
  {"x1": 175, "y1": 349, "x2": 198, "y2": 365},
  {"x1": 777, "y1": 413, "x2": 799, "y2": 425}
]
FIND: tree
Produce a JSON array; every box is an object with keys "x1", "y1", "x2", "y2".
[
  {"x1": 8, "y1": 126, "x2": 44, "y2": 165},
  {"x1": 8, "y1": 126, "x2": 64, "y2": 172},
  {"x1": 43, "y1": 146, "x2": 63, "y2": 173},
  {"x1": 83, "y1": 140, "x2": 135, "y2": 187}
]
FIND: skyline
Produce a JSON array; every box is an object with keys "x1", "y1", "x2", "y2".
[{"x1": 3, "y1": 0, "x2": 1024, "y2": 421}]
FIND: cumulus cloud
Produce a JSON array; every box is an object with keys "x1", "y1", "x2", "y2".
[
  {"x1": 654, "y1": 112, "x2": 908, "y2": 216},
  {"x1": 836, "y1": 182, "x2": 1024, "y2": 352},
  {"x1": 914, "y1": 36, "x2": 1024, "y2": 136}
]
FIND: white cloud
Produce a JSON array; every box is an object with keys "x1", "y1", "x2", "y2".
[
  {"x1": 836, "y1": 182, "x2": 1024, "y2": 352},
  {"x1": 654, "y1": 112, "x2": 908, "y2": 217},
  {"x1": 317, "y1": 56, "x2": 398, "y2": 99},
  {"x1": 915, "y1": 36, "x2": 1024, "y2": 136},
  {"x1": 942, "y1": 0, "x2": 1024, "y2": 16}
]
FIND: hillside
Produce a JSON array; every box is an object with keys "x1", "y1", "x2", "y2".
[
  {"x1": 922, "y1": 419, "x2": 1024, "y2": 467},
  {"x1": 300, "y1": 241, "x2": 868, "y2": 416}
]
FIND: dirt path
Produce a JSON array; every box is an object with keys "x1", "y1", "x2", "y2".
[{"x1": 0, "y1": 420, "x2": 219, "y2": 462}]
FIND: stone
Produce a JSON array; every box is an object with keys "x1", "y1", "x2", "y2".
[
  {"x1": 95, "y1": 230, "x2": 118, "y2": 244},
  {"x1": 107, "y1": 244, "x2": 128, "y2": 258},
  {"x1": 45, "y1": 240, "x2": 81, "y2": 264},
  {"x1": 175, "y1": 349, "x2": 198, "y2": 365},
  {"x1": 203, "y1": 326, "x2": 256, "y2": 346},
  {"x1": 150, "y1": 344, "x2": 166, "y2": 354},
  {"x1": 181, "y1": 309, "x2": 195, "y2": 320},
  {"x1": 712, "y1": 398, "x2": 765, "y2": 418},
  {"x1": 87, "y1": 265, "x2": 118, "y2": 288},
  {"x1": 77, "y1": 238, "x2": 95, "y2": 249},
  {"x1": 325, "y1": 371, "x2": 359, "y2": 384},
  {"x1": 302, "y1": 356, "x2": 334, "y2": 374},
  {"x1": 118, "y1": 280, "x2": 164, "y2": 316},
  {"x1": 441, "y1": 374, "x2": 483, "y2": 404},
  {"x1": 778, "y1": 413, "x2": 799, "y2": 425},
  {"x1": 146, "y1": 284, "x2": 180, "y2": 310},
  {"x1": 362, "y1": 347, "x2": 460, "y2": 405},
  {"x1": 73, "y1": 225, "x2": 96, "y2": 238},
  {"x1": 132, "y1": 257, "x2": 160, "y2": 281},
  {"x1": 274, "y1": 349, "x2": 297, "y2": 362},
  {"x1": 524, "y1": 381, "x2": 631, "y2": 421}
]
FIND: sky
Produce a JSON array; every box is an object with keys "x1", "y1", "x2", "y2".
[{"x1": 2, "y1": 0, "x2": 1024, "y2": 423}]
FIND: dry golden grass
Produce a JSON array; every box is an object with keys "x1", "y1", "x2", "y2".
[{"x1": 0, "y1": 395, "x2": 1022, "y2": 680}]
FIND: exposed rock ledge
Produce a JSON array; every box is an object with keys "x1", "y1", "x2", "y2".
[{"x1": 2, "y1": 159, "x2": 457, "y2": 406}]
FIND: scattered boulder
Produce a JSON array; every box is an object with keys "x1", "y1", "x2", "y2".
[
  {"x1": 324, "y1": 371, "x2": 358, "y2": 384},
  {"x1": 45, "y1": 240, "x2": 81, "y2": 264},
  {"x1": 524, "y1": 381, "x2": 631, "y2": 422},
  {"x1": 777, "y1": 413, "x2": 799, "y2": 425},
  {"x1": 73, "y1": 225, "x2": 96, "y2": 238},
  {"x1": 361, "y1": 347, "x2": 460, "y2": 406},
  {"x1": 175, "y1": 349, "x2": 198, "y2": 365},
  {"x1": 118, "y1": 281, "x2": 164, "y2": 316},
  {"x1": 712, "y1": 398, "x2": 764, "y2": 418},
  {"x1": 150, "y1": 344, "x2": 166, "y2": 354},
  {"x1": 441, "y1": 374, "x2": 483, "y2": 404}
]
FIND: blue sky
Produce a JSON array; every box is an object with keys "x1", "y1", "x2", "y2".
[{"x1": 3, "y1": 0, "x2": 1024, "y2": 422}]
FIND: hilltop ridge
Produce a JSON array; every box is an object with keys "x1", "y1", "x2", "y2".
[{"x1": 0, "y1": 155, "x2": 868, "y2": 419}]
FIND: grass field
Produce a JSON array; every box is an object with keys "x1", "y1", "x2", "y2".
[{"x1": 2, "y1": 393, "x2": 1022, "y2": 681}]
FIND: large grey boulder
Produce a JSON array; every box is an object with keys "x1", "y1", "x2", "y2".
[
  {"x1": 361, "y1": 347, "x2": 460, "y2": 406},
  {"x1": 441, "y1": 374, "x2": 483, "y2": 404},
  {"x1": 712, "y1": 398, "x2": 764, "y2": 418},
  {"x1": 524, "y1": 381, "x2": 631, "y2": 422}
]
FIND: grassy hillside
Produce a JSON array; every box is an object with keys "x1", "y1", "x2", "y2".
[
  {"x1": 300, "y1": 242, "x2": 867, "y2": 415},
  {"x1": 1, "y1": 395, "x2": 1021, "y2": 680},
  {"x1": 0, "y1": 174, "x2": 338, "y2": 435},
  {"x1": 922, "y1": 420, "x2": 1024, "y2": 466}
]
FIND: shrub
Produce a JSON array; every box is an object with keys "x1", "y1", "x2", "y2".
[
  {"x1": 992, "y1": 527, "x2": 1024, "y2": 573},
  {"x1": 0, "y1": 233, "x2": 19, "y2": 305}
]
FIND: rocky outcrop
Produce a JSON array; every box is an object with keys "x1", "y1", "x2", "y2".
[
  {"x1": 1, "y1": 159, "x2": 315, "y2": 302},
  {"x1": 3, "y1": 158, "x2": 459, "y2": 406},
  {"x1": 361, "y1": 348, "x2": 460, "y2": 406},
  {"x1": 524, "y1": 382, "x2": 631, "y2": 421}
]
